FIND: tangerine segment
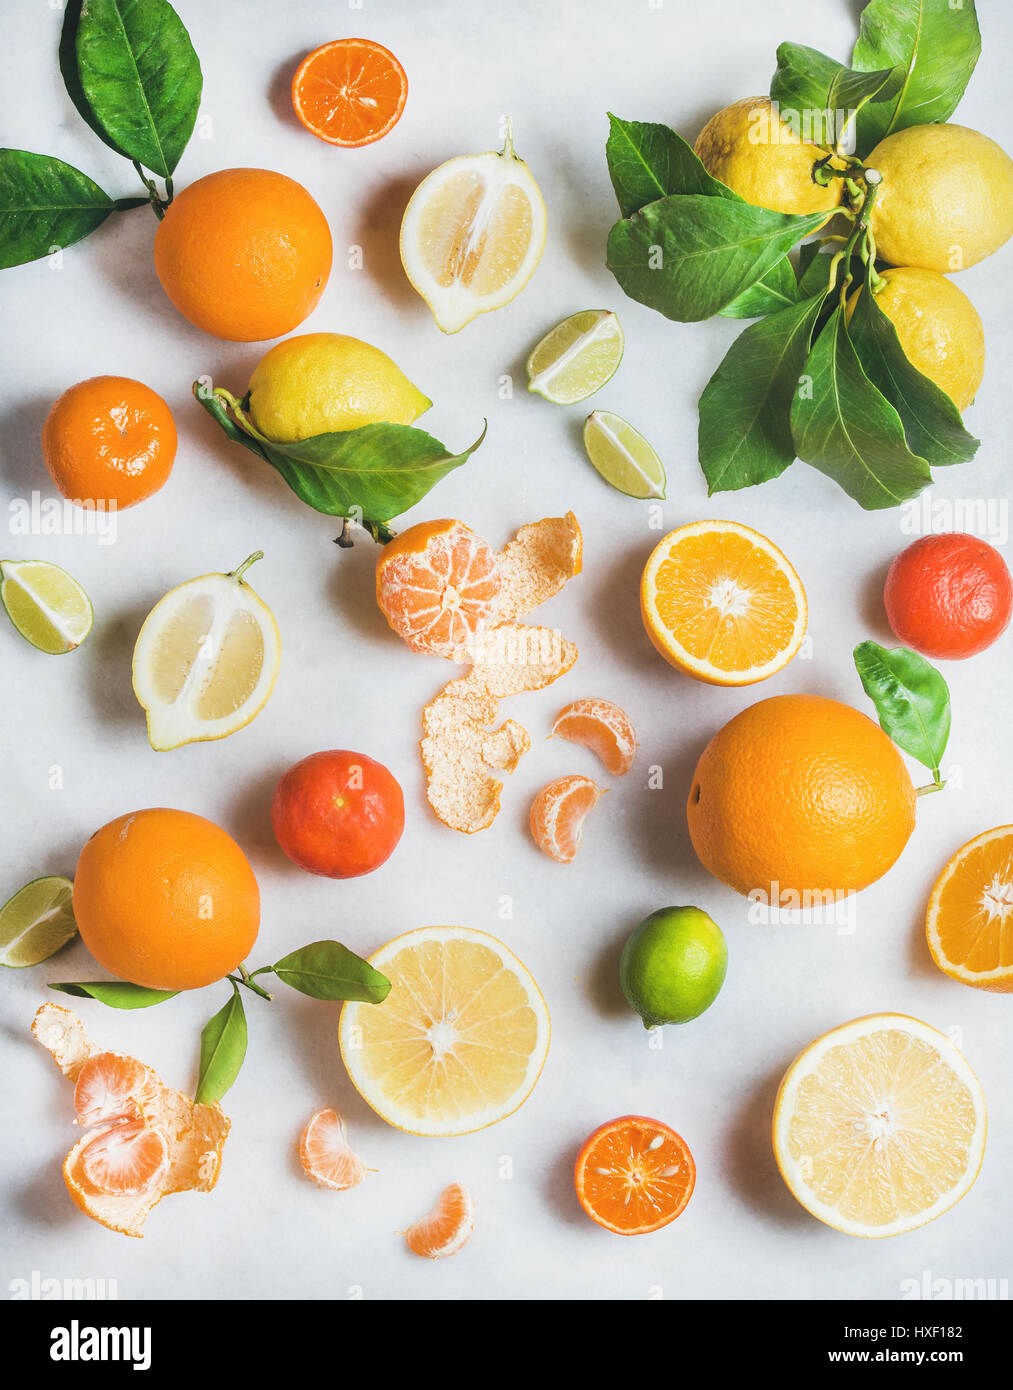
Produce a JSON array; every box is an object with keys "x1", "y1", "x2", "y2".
[
  {"x1": 773, "y1": 1014, "x2": 987, "y2": 1238},
  {"x1": 33, "y1": 1003, "x2": 230, "y2": 1239},
  {"x1": 530, "y1": 775, "x2": 604, "y2": 863},
  {"x1": 575, "y1": 1115, "x2": 696, "y2": 1235},
  {"x1": 292, "y1": 39, "x2": 407, "y2": 147},
  {"x1": 74, "y1": 1052, "x2": 148, "y2": 1126},
  {"x1": 298, "y1": 1108, "x2": 368, "y2": 1190},
  {"x1": 80, "y1": 1120, "x2": 170, "y2": 1196},
  {"x1": 339, "y1": 926, "x2": 550, "y2": 1137},
  {"x1": 406, "y1": 1183, "x2": 475, "y2": 1259},
  {"x1": 377, "y1": 519, "x2": 502, "y2": 660},
  {"x1": 641, "y1": 520, "x2": 807, "y2": 685},
  {"x1": 550, "y1": 699, "x2": 637, "y2": 776},
  {"x1": 927, "y1": 826, "x2": 1013, "y2": 992}
]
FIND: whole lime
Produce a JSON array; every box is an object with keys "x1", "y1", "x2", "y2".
[{"x1": 620, "y1": 906, "x2": 727, "y2": 1028}]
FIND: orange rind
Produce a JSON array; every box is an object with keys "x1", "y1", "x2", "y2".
[{"x1": 32, "y1": 1003, "x2": 229, "y2": 1238}]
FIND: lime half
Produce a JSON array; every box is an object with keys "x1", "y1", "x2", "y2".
[
  {"x1": 0, "y1": 876, "x2": 77, "y2": 967},
  {"x1": 0, "y1": 560, "x2": 93, "y2": 654},
  {"x1": 582, "y1": 411, "x2": 666, "y2": 499},
  {"x1": 527, "y1": 310, "x2": 624, "y2": 404}
]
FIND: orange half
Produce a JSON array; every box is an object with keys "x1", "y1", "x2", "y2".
[
  {"x1": 927, "y1": 826, "x2": 1013, "y2": 991},
  {"x1": 292, "y1": 39, "x2": 408, "y2": 147},
  {"x1": 640, "y1": 520, "x2": 807, "y2": 685},
  {"x1": 574, "y1": 1115, "x2": 696, "y2": 1235}
]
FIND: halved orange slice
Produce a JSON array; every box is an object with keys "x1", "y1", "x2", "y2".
[
  {"x1": 291, "y1": 39, "x2": 408, "y2": 148},
  {"x1": 640, "y1": 520, "x2": 807, "y2": 685},
  {"x1": 574, "y1": 1115, "x2": 696, "y2": 1235},
  {"x1": 927, "y1": 826, "x2": 1013, "y2": 991}
]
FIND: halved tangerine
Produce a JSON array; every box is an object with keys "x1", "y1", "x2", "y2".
[
  {"x1": 298, "y1": 1108, "x2": 369, "y2": 1190},
  {"x1": 74, "y1": 1052, "x2": 147, "y2": 1127},
  {"x1": 550, "y1": 698, "x2": 637, "y2": 776},
  {"x1": 926, "y1": 825, "x2": 1013, "y2": 991},
  {"x1": 80, "y1": 1120, "x2": 170, "y2": 1196},
  {"x1": 376, "y1": 519, "x2": 501, "y2": 660},
  {"x1": 291, "y1": 39, "x2": 408, "y2": 148},
  {"x1": 405, "y1": 1182, "x2": 475, "y2": 1259},
  {"x1": 530, "y1": 774, "x2": 604, "y2": 863},
  {"x1": 574, "y1": 1115, "x2": 696, "y2": 1235}
]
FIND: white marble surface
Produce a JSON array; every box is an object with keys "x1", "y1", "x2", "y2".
[{"x1": 1, "y1": 0, "x2": 1011, "y2": 1301}]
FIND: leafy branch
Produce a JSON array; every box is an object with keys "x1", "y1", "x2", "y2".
[{"x1": 50, "y1": 939, "x2": 391, "y2": 1105}]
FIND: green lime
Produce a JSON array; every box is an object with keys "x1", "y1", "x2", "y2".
[
  {"x1": 0, "y1": 876, "x2": 77, "y2": 968},
  {"x1": 582, "y1": 411, "x2": 666, "y2": 499},
  {"x1": 620, "y1": 906, "x2": 727, "y2": 1028},
  {"x1": 526, "y1": 310, "x2": 624, "y2": 404},
  {"x1": 0, "y1": 559, "x2": 93, "y2": 654}
]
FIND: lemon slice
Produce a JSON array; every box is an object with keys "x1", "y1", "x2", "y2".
[
  {"x1": 773, "y1": 1013, "x2": 987, "y2": 1238},
  {"x1": 339, "y1": 926, "x2": 550, "y2": 1136},
  {"x1": 527, "y1": 311, "x2": 624, "y2": 404},
  {"x1": 0, "y1": 559, "x2": 93, "y2": 654},
  {"x1": 0, "y1": 876, "x2": 77, "y2": 967},
  {"x1": 582, "y1": 411, "x2": 666, "y2": 499},
  {"x1": 399, "y1": 120, "x2": 547, "y2": 333},
  {"x1": 132, "y1": 551, "x2": 281, "y2": 751}
]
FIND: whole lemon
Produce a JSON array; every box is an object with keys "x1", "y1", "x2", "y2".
[
  {"x1": 694, "y1": 97, "x2": 842, "y2": 220},
  {"x1": 867, "y1": 124, "x2": 1013, "y2": 272},
  {"x1": 246, "y1": 333, "x2": 431, "y2": 442},
  {"x1": 687, "y1": 694, "x2": 916, "y2": 900},
  {"x1": 846, "y1": 267, "x2": 985, "y2": 411}
]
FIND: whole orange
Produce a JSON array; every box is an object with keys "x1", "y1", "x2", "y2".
[
  {"x1": 42, "y1": 376, "x2": 176, "y2": 510},
  {"x1": 687, "y1": 695, "x2": 916, "y2": 899},
  {"x1": 153, "y1": 168, "x2": 332, "y2": 341},
  {"x1": 73, "y1": 809, "x2": 260, "y2": 990}
]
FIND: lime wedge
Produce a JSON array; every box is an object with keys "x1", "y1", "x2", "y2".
[
  {"x1": 0, "y1": 876, "x2": 77, "y2": 967},
  {"x1": 582, "y1": 411, "x2": 666, "y2": 499},
  {"x1": 0, "y1": 559, "x2": 93, "y2": 654},
  {"x1": 527, "y1": 310, "x2": 624, "y2": 404}
]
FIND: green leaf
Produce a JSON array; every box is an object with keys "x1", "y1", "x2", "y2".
[
  {"x1": 770, "y1": 42, "x2": 902, "y2": 157},
  {"x1": 606, "y1": 195, "x2": 828, "y2": 323},
  {"x1": 195, "y1": 984, "x2": 247, "y2": 1104},
  {"x1": 50, "y1": 980, "x2": 178, "y2": 1008},
  {"x1": 790, "y1": 307, "x2": 932, "y2": 509},
  {"x1": 854, "y1": 640, "x2": 950, "y2": 776},
  {"x1": 700, "y1": 292, "x2": 825, "y2": 493},
  {"x1": 74, "y1": 0, "x2": 202, "y2": 178},
  {"x1": 0, "y1": 150, "x2": 114, "y2": 268},
  {"x1": 846, "y1": 277, "x2": 979, "y2": 468},
  {"x1": 718, "y1": 257, "x2": 802, "y2": 318},
  {"x1": 270, "y1": 940, "x2": 391, "y2": 1004},
  {"x1": 852, "y1": 0, "x2": 981, "y2": 152},
  {"x1": 60, "y1": 0, "x2": 122, "y2": 154},
  {"x1": 605, "y1": 113, "x2": 736, "y2": 217},
  {"x1": 194, "y1": 382, "x2": 485, "y2": 536}
]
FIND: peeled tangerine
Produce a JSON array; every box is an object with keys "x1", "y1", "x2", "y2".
[
  {"x1": 32, "y1": 1004, "x2": 229, "y2": 1238},
  {"x1": 399, "y1": 121, "x2": 547, "y2": 332}
]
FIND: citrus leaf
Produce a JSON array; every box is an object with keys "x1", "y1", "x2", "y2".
[
  {"x1": 74, "y1": 0, "x2": 202, "y2": 178},
  {"x1": 195, "y1": 380, "x2": 484, "y2": 536},
  {"x1": 50, "y1": 980, "x2": 178, "y2": 1008},
  {"x1": 846, "y1": 276, "x2": 979, "y2": 468},
  {"x1": 700, "y1": 292, "x2": 825, "y2": 494},
  {"x1": 195, "y1": 984, "x2": 247, "y2": 1104},
  {"x1": 770, "y1": 42, "x2": 902, "y2": 157},
  {"x1": 0, "y1": 150, "x2": 114, "y2": 268},
  {"x1": 605, "y1": 113, "x2": 736, "y2": 217},
  {"x1": 852, "y1": 0, "x2": 981, "y2": 152},
  {"x1": 59, "y1": 0, "x2": 126, "y2": 157},
  {"x1": 790, "y1": 307, "x2": 932, "y2": 509},
  {"x1": 718, "y1": 257, "x2": 802, "y2": 318},
  {"x1": 606, "y1": 195, "x2": 827, "y2": 323},
  {"x1": 770, "y1": 42, "x2": 852, "y2": 118},
  {"x1": 854, "y1": 640, "x2": 950, "y2": 776},
  {"x1": 270, "y1": 941, "x2": 391, "y2": 1003}
]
